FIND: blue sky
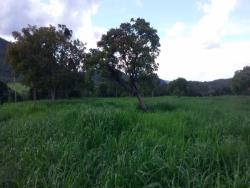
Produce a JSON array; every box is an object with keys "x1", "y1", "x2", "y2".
[
  {"x1": 0, "y1": 0, "x2": 250, "y2": 81},
  {"x1": 92, "y1": 0, "x2": 202, "y2": 36}
]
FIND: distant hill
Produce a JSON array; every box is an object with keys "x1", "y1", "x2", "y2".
[
  {"x1": 207, "y1": 78, "x2": 232, "y2": 89},
  {"x1": 186, "y1": 78, "x2": 232, "y2": 96},
  {"x1": 159, "y1": 78, "x2": 168, "y2": 85},
  {"x1": 0, "y1": 37, "x2": 13, "y2": 82},
  {"x1": 206, "y1": 78, "x2": 232, "y2": 95}
]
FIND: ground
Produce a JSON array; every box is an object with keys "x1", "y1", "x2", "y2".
[{"x1": 0, "y1": 96, "x2": 250, "y2": 187}]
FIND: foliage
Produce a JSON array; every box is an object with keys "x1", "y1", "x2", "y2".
[
  {"x1": 0, "y1": 80, "x2": 9, "y2": 104},
  {"x1": 1, "y1": 20, "x2": 238, "y2": 100},
  {"x1": 167, "y1": 78, "x2": 188, "y2": 96},
  {"x1": 232, "y1": 66, "x2": 250, "y2": 95},
  {"x1": 94, "y1": 18, "x2": 160, "y2": 110},
  {"x1": 5, "y1": 25, "x2": 86, "y2": 100},
  {"x1": 139, "y1": 73, "x2": 162, "y2": 96},
  {"x1": 1, "y1": 96, "x2": 250, "y2": 187},
  {"x1": 166, "y1": 78, "x2": 232, "y2": 97}
]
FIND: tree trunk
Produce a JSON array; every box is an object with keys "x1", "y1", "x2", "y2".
[
  {"x1": 14, "y1": 90, "x2": 17, "y2": 103},
  {"x1": 136, "y1": 91, "x2": 147, "y2": 111},
  {"x1": 115, "y1": 87, "x2": 118, "y2": 97},
  {"x1": 107, "y1": 65, "x2": 132, "y2": 93},
  {"x1": 13, "y1": 74, "x2": 17, "y2": 103},
  {"x1": 51, "y1": 88, "x2": 56, "y2": 101},
  {"x1": 131, "y1": 80, "x2": 147, "y2": 111},
  {"x1": 64, "y1": 89, "x2": 69, "y2": 99},
  {"x1": 33, "y1": 88, "x2": 37, "y2": 101},
  {"x1": 106, "y1": 65, "x2": 146, "y2": 110}
]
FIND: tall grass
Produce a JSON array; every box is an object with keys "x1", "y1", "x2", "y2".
[{"x1": 0, "y1": 96, "x2": 250, "y2": 187}]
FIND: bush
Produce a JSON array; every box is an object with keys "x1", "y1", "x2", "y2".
[
  {"x1": 232, "y1": 66, "x2": 250, "y2": 95},
  {"x1": 0, "y1": 80, "x2": 9, "y2": 104}
]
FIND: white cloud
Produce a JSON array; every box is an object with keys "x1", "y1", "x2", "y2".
[
  {"x1": 223, "y1": 19, "x2": 250, "y2": 36},
  {"x1": 192, "y1": 0, "x2": 237, "y2": 48},
  {"x1": 136, "y1": 0, "x2": 143, "y2": 8},
  {"x1": 166, "y1": 22, "x2": 186, "y2": 38},
  {"x1": 0, "y1": 0, "x2": 105, "y2": 48},
  {"x1": 73, "y1": 3, "x2": 107, "y2": 48},
  {"x1": 158, "y1": 35, "x2": 250, "y2": 81},
  {"x1": 158, "y1": 0, "x2": 250, "y2": 81}
]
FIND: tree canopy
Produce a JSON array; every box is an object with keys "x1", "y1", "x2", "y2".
[
  {"x1": 5, "y1": 25, "x2": 86, "y2": 100},
  {"x1": 232, "y1": 66, "x2": 250, "y2": 95},
  {"x1": 167, "y1": 78, "x2": 188, "y2": 96},
  {"x1": 94, "y1": 18, "x2": 160, "y2": 110}
]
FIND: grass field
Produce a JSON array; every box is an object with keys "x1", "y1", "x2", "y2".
[{"x1": 0, "y1": 96, "x2": 250, "y2": 187}]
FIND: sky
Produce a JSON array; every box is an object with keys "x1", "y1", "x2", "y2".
[{"x1": 0, "y1": 0, "x2": 250, "y2": 81}]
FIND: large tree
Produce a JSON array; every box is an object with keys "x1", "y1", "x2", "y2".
[
  {"x1": 95, "y1": 18, "x2": 160, "y2": 110},
  {"x1": 6, "y1": 25, "x2": 41, "y2": 100},
  {"x1": 5, "y1": 25, "x2": 86, "y2": 100},
  {"x1": 232, "y1": 66, "x2": 250, "y2": 95}
]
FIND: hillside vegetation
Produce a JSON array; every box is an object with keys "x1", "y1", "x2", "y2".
[
  {"x1": 1, "y1": 96, "x2": 250, "y2": 187},
  {"x1": 0, "y1": 37, "x2": 12, "y2": 82}
]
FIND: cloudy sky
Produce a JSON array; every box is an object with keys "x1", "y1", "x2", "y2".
[{"x1": 1, "y1": 0, "x2": 250, "y2": 81}]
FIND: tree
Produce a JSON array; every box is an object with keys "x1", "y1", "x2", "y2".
[
  {"x1": 5, "y1": 26, "x2": 41, "y2": 100},
  {"x1": 5, "y1": 25, "x2": 86, "y2": 100},
  {"x1": 232, "y1": 66, "x2": 250, "y2": 95},
  {"x1": 186, "y1": 81, "x2": 208, "y2": 96},
  {"x1": 56, "y1": 39, "x2": 86, "y2": 98},
  {"x1": 95, "y1": 18, "x2": 160, "y2": 110},
  {"x1": 167, "y1": 78, "x2": 188, "y2": 96}
]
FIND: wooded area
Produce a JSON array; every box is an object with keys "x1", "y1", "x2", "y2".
[{"x1": 0, "y1": 18, "x2": 250, "y2": 107}]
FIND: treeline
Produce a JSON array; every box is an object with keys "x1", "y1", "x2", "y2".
[
  {"x1": 0, "y1": 80, "x2": 10, "y2": 104},
  {"x1": 5, "y1": 25, "x2": 87, "y2": 100},
  {"x1": 0, "y1": 80, "x2": 22, "y2": 104},
  {"x1": 166, "y1": 78, "x2": 232, "y2": 96},
  {"x1": 165, "y1": 66, "x2": 250, "y2": 96},
  {"x1": 2, "y1": 19, "x2": 163, "y2": 110},
  {"x1": 1, "y1": 18, "x2": 250, "y2": 107}
]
